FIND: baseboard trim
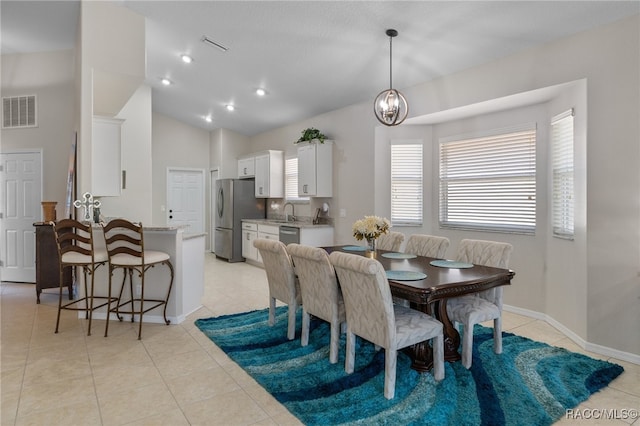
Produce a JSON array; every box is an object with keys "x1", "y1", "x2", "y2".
[{"x1": 504, "y1": 304, "x2": 639, "y2": 365}]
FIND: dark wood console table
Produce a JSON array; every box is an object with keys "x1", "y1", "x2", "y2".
[{"x1": 34, "y1": 223, "x2": 72, "y2": 303}]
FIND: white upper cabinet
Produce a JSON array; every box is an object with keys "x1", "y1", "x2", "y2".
[
  {"x1": 298, "y1": 140, "x2": 333, "y2": 197},
  {"x1": 254, "y1": 150, "x2": 284, "y2": 198},
  {"x1": 92, "y1": 116, "x2": 124, "y2": 196},
  {"x1": 238, "y1": 155, "x2": 255, "y2": 178}
]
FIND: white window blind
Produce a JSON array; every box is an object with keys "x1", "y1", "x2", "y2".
[
  {"x1": 391, "y1": 143, "x2": 423, "y2": 225},
  {"x1": 285, "y1": 156, "x2": 308, "y2": 201},
  {"x1": 439, "y1": 126, "x2": 536, "y2": 234},
  {"x1": 551, "y1": 109, "x2": 574, "y2": 239}
]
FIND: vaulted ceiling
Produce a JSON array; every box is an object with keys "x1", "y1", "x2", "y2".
[{"x1": 2, "y1": 1, "x2": 638, "y2": 135}]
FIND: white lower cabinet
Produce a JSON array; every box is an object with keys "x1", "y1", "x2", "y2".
[
  {"x1": 299, "y1": 227, "x2": 334, "y2": 247},
  {"x1": 241, "y1": 222, "x2": 258, "y2": 261},
  {"x1": 257, "y1": 224, "x2": 279, "y2": 264}
]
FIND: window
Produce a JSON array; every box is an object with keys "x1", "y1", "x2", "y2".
[
  {"x1": 391, "y1": 143, "x2": 423, "y2": 225},
  {"x1": 285, "y1": 156, "x2": 309, "y2": 201},
  {"x1": 439, "y1": 126, "x2": 536, "y2": 234},
  {"x1": 551, "y1": 109, "x2": 574, "y2": 239}
]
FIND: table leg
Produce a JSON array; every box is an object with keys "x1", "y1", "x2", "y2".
[{"x1": 435, "y1": 299, "x2": 462, "y2": 363}]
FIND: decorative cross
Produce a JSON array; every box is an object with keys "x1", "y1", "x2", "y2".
[{"x1": 73, "y1": 192, "x2": 101, "y2": 222}]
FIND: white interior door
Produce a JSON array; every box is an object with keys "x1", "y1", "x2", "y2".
[
  {"x1": 210, "y1": 168, "x2": 219, "y2": 252},
  {"x1": 167, "y1": 168, "x2": 204, "y2": 234},
  {"x1": 1, "y1": 151, "x2": 42, "y2": 282}
]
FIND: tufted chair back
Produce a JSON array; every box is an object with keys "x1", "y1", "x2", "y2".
[{"x1": 404, "y1": 234, "x2": 450, "y2": 259}]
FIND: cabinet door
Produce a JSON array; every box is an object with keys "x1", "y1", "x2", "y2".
[
  {"x1": 238, "y1": 157, "x2": 255, "y2": 178},
  {"x1": 256, "y1": 230, "x2": 279, "y2": 263},
  {"x1": 254, "y1": 154, "x2": 269, "y2": 197},
  {"x1": 92, "y1": 117, "x2": 124, "y2": 196},
  {"x1": 242, "y1": 230, "x2": 258, "y2": 260},
  {"x1": 298, "y1": 144, "x2": 316, "y2": 196}
]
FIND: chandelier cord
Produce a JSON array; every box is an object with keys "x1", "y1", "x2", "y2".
[{"x1": 389, "y1": 34, "x2": 393, "y2": 90}]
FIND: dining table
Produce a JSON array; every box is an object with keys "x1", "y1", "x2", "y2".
[{"x1": 324, "y1": 245, "x2": 516, "y2": 372}]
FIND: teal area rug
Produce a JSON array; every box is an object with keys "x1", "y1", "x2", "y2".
[{"x1": 195, "y1": 307, "x2": 623, "y2": 426}]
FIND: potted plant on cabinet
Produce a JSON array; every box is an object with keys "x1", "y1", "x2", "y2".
[{"x1": 295, "y1": 127, "x2": 327, "y2": 144}]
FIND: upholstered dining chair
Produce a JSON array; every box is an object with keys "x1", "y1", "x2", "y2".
[
  {"x1": 52, "y1": 219, "x2": 114, "y2": 336},
  {"x1": 329, "y1": 251, "x2": 444, "y2": 399},
  {"x1": 376, "y1": 231, "x2": 405, "y2": 251},
  {"x1": 404, "y1": 234, "x2": 450, "y2": 259},
  {"x1": 102, "y1": 219, "x2": 174, "y2": 340},
  {"x1": 446, "y1": 239, "x2": 513, "y2": 369},
  {"x1": 254, "y1": 239, "x2": 301, "y2": 340},
  {"x1": 286, "y1": 243, "x2": 346, "y2": 363}
]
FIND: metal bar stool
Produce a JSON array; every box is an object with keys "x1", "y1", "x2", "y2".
[
  {"x1": 52, "y1": 219, "x2": 113, "y2": 336},
  {"x1": 102, "y1": 219, "x2": 174, "y2": 340}
]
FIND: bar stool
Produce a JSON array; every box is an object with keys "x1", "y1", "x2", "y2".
[
  {"x1": 102, "y1": 219, "x2": 174, "y2": 340},
  {"x1": 52, "y1": 219, "x2": 114, "y2": 336}
]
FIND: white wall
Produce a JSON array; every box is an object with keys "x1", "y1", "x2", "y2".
[
  {"x1": 97, "y1": 85, "x2": 153, "y2": 223},
  {"x1": 1, "y1": 50, "x2": 76, "y2": 220},
  {"x1": 151, "y1": 112, "x2": 210, "y2": 227}
]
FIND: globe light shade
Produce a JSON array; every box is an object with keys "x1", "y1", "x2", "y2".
[{"x1": 374, "y1": 88, "x2": 408, "y2": 126}]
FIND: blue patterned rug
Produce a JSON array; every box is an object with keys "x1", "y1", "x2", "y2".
[{"x1": 195, "y1": 307, "x2": 623, "y2": 425}]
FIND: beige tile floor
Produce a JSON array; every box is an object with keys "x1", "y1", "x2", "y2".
[{"x1": 1, "y1": 253, "x2": 638, "y2": 425}]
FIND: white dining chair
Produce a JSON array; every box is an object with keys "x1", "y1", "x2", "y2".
[
  {"x1": 446, "y1": 239, "x2": 513, "y2": 368},
  {"x1": 287, "y1": 244, "x2": 346, "y2": 363},
  {"x1": 254, "y1": 239, "x2": 301, "y2": 340},
  {"x1": 404, "y1": 234, "x2": 450, "y2": 258},
  {"x1": 376, "y1": 231, "x2": 405, "y2": 251},
  {"x1": 329, "y1": 251, "x2": 444, "y2": 399}
]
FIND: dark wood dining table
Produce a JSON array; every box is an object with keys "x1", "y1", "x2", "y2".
[{"x1": 324, "y1": 245, "x2": 515, "y2": 372}]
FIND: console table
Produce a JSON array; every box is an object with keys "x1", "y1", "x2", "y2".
[{"x1": 34, "y1": 222, "x2": 72, "y2": 303}]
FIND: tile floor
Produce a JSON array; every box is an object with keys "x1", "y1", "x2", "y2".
[{"x1": 1, "y1": 253, "x2": 638, "y2": 425}]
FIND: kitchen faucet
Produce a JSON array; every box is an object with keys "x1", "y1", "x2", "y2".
[{"x1": 283, "y1": 202, "x2": 295, "y2": 222}]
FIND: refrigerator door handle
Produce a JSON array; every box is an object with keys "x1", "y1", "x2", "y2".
[{"x1": 217, "y1": 186, "x2": 224, "y2": 218}]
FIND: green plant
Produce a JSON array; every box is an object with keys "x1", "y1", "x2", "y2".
[{"x1": 295, "y1": 127, "x2": 326, "y2": 144}]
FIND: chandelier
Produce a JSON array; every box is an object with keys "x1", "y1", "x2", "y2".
[{"x1": 373, "y1": 29, "x2": 408, "y2": 126}]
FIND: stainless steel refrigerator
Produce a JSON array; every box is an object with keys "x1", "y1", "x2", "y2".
[{"x1": 214, "y1": 179, "x2": 265, "y2": 262}]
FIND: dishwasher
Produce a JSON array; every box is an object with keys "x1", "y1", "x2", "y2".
[{"x1": 279, "y1": 226, "x2": 300, "y2": 245}]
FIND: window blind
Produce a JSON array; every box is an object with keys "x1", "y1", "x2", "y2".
[
  {"x1": 439, "y1": 126, "x2": 536, "y2": 234},
  {"x1": 551, "y1": 109, "x2": 574, "y2": 239},
  {"x1": 285, "y1": 156, "x2": 308, "y2": 201},
  {"x1": 391, "y1": 143, "x2": 423, "y2": 225}
]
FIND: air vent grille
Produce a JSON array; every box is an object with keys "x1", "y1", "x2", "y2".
[{"x1": 2, "y1": 95, "x2": 37, "y2": 129}]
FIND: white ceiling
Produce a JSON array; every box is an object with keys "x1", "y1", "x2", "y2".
[{"x1": 2, "y1": 1, "x2": 638, "y2": 136}]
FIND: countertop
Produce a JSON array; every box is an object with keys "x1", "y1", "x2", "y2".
[{"x1": 242, "y1": 218, "x2": 333, "y2": 229}]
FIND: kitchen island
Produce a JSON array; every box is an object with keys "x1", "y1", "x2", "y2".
[{"x1": 87, "y1": 224, "x2": 205, "y2": 325}]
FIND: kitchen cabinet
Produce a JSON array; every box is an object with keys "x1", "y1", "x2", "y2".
[
  {"x1": 254, "y1": 150, "x2": 284, "y2": 198},
  {"x1": 257, "y1": 223, "x2": 279, "y2": 263},
  {"x1": 92, "y1": 116, "x2": 124, "y2": 196},
  {"x1": 241, "y1": 222, "x2": 258, "y2": 261},
  {"x1": 238, "y1": 156, "x2": 255, "y2": 179},
  {"x1": 298, "y1": 140, "x2": 333, "y2": 197},
  {"x1": 299, "y1": 226, "x2": 334, "y2": 246}
]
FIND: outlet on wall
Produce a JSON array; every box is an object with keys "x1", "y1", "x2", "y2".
[
  {"x1": 136, "y1": 284, "x2": 142, "y2": 296},
  {"x1": 340, "y1": 208, "x2": 346, "y2": 218}
]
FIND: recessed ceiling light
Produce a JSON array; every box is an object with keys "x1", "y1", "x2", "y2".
[
  {"x1": 225, "y1": 104, "x2": 235, "y2": 112},
  {"x1": 161, "y1": 78, "x2": 172, "y2": 86},
  {"x1": 255, "y1": 88, "x2": 266, "y2": 96},
  {"x1": 204, "y1": 115, "x2": 213, "y2": 123},
  {"x1": 180, "y1": 54, "x2": 193, "y2": 64}
]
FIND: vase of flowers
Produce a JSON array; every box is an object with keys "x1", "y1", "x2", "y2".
[{"x1": 352, "y1": 215, "x2": 390, "y2": 251}]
